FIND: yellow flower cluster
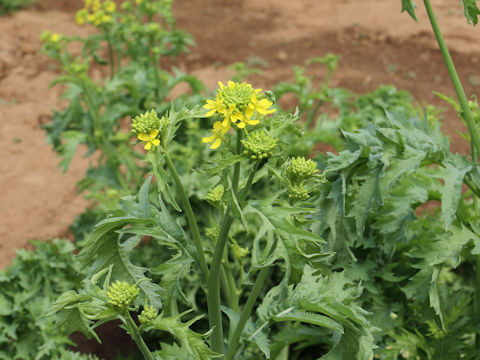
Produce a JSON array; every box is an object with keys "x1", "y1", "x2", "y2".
[
  {"x1": 76, "y1": 0, "x2": 117, "y2": 27},
  {"x1": 40, "y1": 31, "x2": 61, "y2": 44},
  {"x1": 202, "y1": 81, "x2": 276, "y2": 149}
]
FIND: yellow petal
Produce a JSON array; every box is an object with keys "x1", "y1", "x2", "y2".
[
  {"x1": 138, "y1": 133, "x2": 150, "y2": 141},
  {"x1": 203, "y1": 102, "x2": 214, "y2": 110},
  {"x1": 237, "y1": 121, "x2": 246, "y2": 129},
  {"x1": 205, "y1": 109, "x2": 216, "y2": 117},
  {"x1": 248, "y1": 119, "x2": 260, "y2": 126},
  {"x1": 202, "y1": 136, "x2": 215, "y2": 143},
  {"x1": 227, "y1": 81, "x2": 235, "y2": 88},
  {"x1": 144, "y1": 142, "x2": 152, "y2": 150},
  {"x1": 218, "y1": 81, "x2": 225, "y2": 89},
  {"x1": 152, "y1": 139, "x2": 160, "y2": 146},
  {"x1": 150, "y1": 129, "x2": 159, "y2": 138},
  {"x1": 211, "y1": 138, "x2": 222, "y2": 149},
  {"x1": 221, "y1": 118, "x2": 230, "y2": 128}
]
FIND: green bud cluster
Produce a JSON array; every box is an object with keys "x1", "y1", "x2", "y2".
[
  {"x1": 106, "y1": 281, "x2": 139, "y2": 310},
  {"x1": 221, "y1": 83, "x2": 255, "y2": 111},
  {"x1": 288, "y1": 183, "x2": 310, "y2": 201},
  {"x1": 138, "y1": 304, "x2": 158, "y2": 324},
  {"x1": 287, "y1": 157, "x2": 318, "y2": 182},
  {"x1": 230, "y1": 238, "x2": 249, "y2": 261},
  {"x1": 205, "y1": 185, "x2": 224, "y2": 203},
  {"x1": 131, "y1": 110, "x2": 160, "y2": 135},
  {"x1": 285, "y1": 157, "x2": 323, "y2": 202},
  {"x1": 205, "y1": 224, "x2": 220, "y2": 241},
  {"x1": 242, "y1": 130, "x2": 278, "y2": 160}
]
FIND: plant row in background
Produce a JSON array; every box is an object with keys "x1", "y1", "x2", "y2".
[{"x1": 2, "y1": 0, "x2": 480, "y2": 359}]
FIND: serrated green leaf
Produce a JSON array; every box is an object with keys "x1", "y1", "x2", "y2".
[
  {"x1": 57, "y1": 131, "x2": 87, "y2": 172},
  {"x1": 348, "y1": 165, "x2": 383, "y2": 236},
  {"x1": 148, "y1": 313, "x2": 220, "y2": 359},
  {"x1": 434, "y1": 154, "x2": 472, "y2": 229}
]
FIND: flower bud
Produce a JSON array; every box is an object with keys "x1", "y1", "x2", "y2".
[
  {"x1": 288, "y1": 183, "x2": 310, "y2": 201},
  {"x1": 286, "y1": 157, "x2": 318, "y2": 182},
  {"x1": 131, "y1": 110, "x2": 160, "y2": 136},
  {"x1": 138, "y1": 304, "x2": 158, "y2": 324},
  {"x1": 106, "y1": 281, "x2": 139, "y2": 310},
  {"x1": 205, "y1": 225, "x2": 220, "y2": 241},
  {"x1": 205, "y1": 184, "x2": 224, "y2": 203},
  {"x1": 230, "y1": 238, "x2": 249, "y2": 262},
  {"x1": 242, "y1": 130, "x2": 277, "y2": 161}
]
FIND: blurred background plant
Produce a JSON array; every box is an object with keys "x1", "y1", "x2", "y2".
[{"x1": 0, "y1": 0, "x2": 33, "y2": 15}]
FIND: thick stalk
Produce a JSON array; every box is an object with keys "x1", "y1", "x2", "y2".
[
  {"x1": 207, "y1": 133, "x2": 246, "y2": 355},
  {"x1": 423, "y1": 0, "x2": 480, "y2": 160},
  {"x1": 225, "y1": 267, "x2": 270, "y2": 360},
  {"x1": 164, "y1": 153, "x2": 209, "y2": 282},
  {"x1": 124, "y1": 312, "x2": 155, "y2": 360}
]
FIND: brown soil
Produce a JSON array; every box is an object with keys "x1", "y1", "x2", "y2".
[{"x1": 1, "y1": 0, "x2": 479, "y2": 269}]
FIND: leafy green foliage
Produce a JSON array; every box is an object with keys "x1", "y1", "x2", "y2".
[
  {"x1": 0, "y1": 239, "x2": 92, "y2": 360},
  {"x1": 0, "y1": 0, "x2": 33, "y2": 15}
]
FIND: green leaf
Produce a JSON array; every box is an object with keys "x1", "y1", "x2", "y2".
[
  {"x1": 348, "y1": 165, "x2": 383, "y2": 236},
  {"x1": 434, "y1": 154, "x2": 472, "y2": 229},
  {"x1": 147, "y1": 313, "x2": 220, "y2": 359},
  {"x1": 401, "y1": 0, "x2": 418, "y2": 21},
  {"x1": 253, "y1": 266, "x2": 376, "y2": 359},
  {"x1": 50, "y1": 291, "x2": 101, "y2": 343},
  {"x1": 57, "y1": 131, "x2": 87, "y2": 172},
  {"x1": 272, "y1": 309, "x2": 343, "y2": 333},
  {"x1": 460, "y1": 0, "x2": 480, "y2": 25}
]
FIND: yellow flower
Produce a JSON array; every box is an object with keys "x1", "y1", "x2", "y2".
[
  {"x1": 138, "y1": 129, "x2": 160, "y2": 150},
  {"x1": 101, "y1": 14, "x2": 112, "y2": 23},
  {"x1": 219, "y1": 103, "x2": 244, "y2": 130},
  {"x1": 202, "y1": 121, "x2": 228, "y2": 150},
  {"x1": 104, "y1": 1, "x2": 116, "y2": 12},
  {"x1": 247, "y1": 93, "x2": 276, "y2": 116},
  {"x1": 236, "y1": 112, "x2": 259, "y2": 129},
  {"x1": 50, "y1": 33, "x2": 60, "y2": 42},
  {"x1": 76, "y1": 10, "x2": 86, "y2": 25},
  {"x1": 203, "y1": 95, "x2": 225, "y2": 117}
]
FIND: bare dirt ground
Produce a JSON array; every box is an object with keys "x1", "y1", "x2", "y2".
[{"x1": 1, "y1": 0, "x2": 479, "y2": 269}]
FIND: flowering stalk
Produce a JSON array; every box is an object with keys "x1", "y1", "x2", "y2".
[
  {"x1": 225, "y1": 266, "x2": 270, "y2": 360},
  {"x1": 165, "y1": 152, "x2": 209, "y2": 283},
  {"x1": 202, "y1": 81, "x2": 277, "y2": 354},
  {"x1": 122, "y1": 312, "x2": 155, "y2": 360},
  {"x1": 207, "y1": 132, "x2": 243, "y2": 354},
  {"x1": 422, "y1": 0, "x2": 480, "y2": 161}
]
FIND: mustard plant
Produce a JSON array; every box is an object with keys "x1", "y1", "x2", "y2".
[{"x1": 51, "y1": 82, "x2": 378, "y2": 359}]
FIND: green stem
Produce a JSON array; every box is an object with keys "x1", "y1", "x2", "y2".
[
  {"x1": 475, "y1": 256, "x2": 480, "y2": 349},
  {"x1": 423, "y1": 0, "x2": 480, "y2": 160},
  {"x1": 124, "y1": 312, "x2": 155, "y2": 360},
  {"x1": 223, "y1": 256, "x2": 239, "y2": 312},
  {"x1": 207, "y1": 133, "x2": 246, "y2": 355},
  {"x1": 305, "y1": 100, "x2": 323, "y2": 129},
  {"x1": 83, "y1": 89, "x2": 127, "y2": 189},
  {"x1": 423, "y1": 0, "x2": 480, "y2": 348},
  {"x1": 104, "y1": 28, "x2": 115, "y2": 79},
  {"x1": 164, "y1": 153, "x2": 209, "y2": 282},
  {"x1": 225, "y1": 267, "x2": 270, "y2": 360}
]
